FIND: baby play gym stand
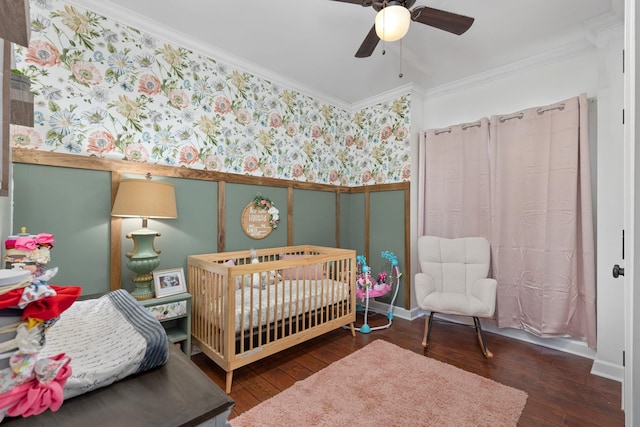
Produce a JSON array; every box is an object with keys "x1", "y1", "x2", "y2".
[{"x1": 353, "y1": 252, "x2": 401, "y2": 333}]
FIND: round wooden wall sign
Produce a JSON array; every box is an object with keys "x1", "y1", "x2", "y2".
[{"x1": 241, "y1": 202, "x2": 273, "y2": 239}]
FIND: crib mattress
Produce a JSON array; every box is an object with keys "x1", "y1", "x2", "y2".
[{"x1": 224, "y1": 279, "x2": 350, "y2": 333}]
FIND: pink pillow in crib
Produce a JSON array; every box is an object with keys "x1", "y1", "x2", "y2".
[{"x1": 279, "y1": 254, "x2": 325, "y2": 280}]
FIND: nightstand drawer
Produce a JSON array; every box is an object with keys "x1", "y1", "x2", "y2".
[{"x1": 147, "y1": 300, "x2": 187, "y2": 320}]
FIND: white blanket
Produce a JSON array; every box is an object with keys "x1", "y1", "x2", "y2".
[
  {"x1": 41, "y1": 290, "x2": 169, "y2": 399},
  {"x1": 231, "y1": 279, "x2": 350, "y2": 333}
]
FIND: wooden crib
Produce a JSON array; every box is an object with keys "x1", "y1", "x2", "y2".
[{"x1": 187, "y1": 245, "x2": 357, "y2": 393}]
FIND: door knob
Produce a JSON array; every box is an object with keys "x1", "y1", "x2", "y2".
[{"x1": 613, "y1": 264, "x2": 625, "y2": 278}]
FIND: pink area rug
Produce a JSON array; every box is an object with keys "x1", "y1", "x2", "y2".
[{"x1": 230, "y1": 339, "x2": 528, "y2": 427}]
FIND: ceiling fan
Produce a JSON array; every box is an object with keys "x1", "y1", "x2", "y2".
[{"x1": 331, "y1": 0, "x2": 474, "y2": 58}]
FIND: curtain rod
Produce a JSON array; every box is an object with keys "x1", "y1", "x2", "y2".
[
  {"x1": 434, "y1": 127, "x2": 451, "y2": 135},
  {"x1": 433, "y1": 120, "x2": 482, "y2": 135},
  {"x1": 537, "y1": 103, "x2": 565, "y2": 115},
  {"x1": 433, "y1": 101, "x2": 568, "y2": 133},
  {"x1": 462, "y1": 121, "x2": 482, "y2": 130},
  {"x1": 499, "y1": 103, "x2": 566, "y2": 123},
  {"x1": 498, "y1": 112, "x2": 524, "y2": 123}
]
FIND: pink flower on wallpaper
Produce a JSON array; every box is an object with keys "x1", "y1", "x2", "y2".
[
  {"x1": 311, "y1": 125, "x2": 322, "y2": 139},
  {"x1": 401, "y1": 164, "x2": 411, "y2": 180},
  {"x1": 236, "y1": 108, "x2": 251, "y2": 125},
  {"x1": 329, "y1": 169, "x2": 339, "y2": 183},
  {"x1": 324, "y1": 134, "x2": 334, "y2": 146},
  {"x1": 244, "y1": 156, "x2": 259, "y2": 173},
  {"x1": 361, "y1": 169, "x2": 372, "y2": 183},
  {"x1": 168, "y1": 89, "x2": 189, "y2": 109},
  {"x1": 356, "y1": 136, "x2": 366, "y2": 149},
  {"x1": 10, "y1": 125, "x2": 42, "y2": 149},
  {"x1": 345, "y1": 135, "x2": 354, "y2": 147},
  {"x1": 263, "y1": 164, "x2": 276, "y2": 178},
  {"x1": 306, "y1": 170, "x2": 317, "y2": 182},
  {"x1": 87, "y1": 130, "x2": 116, "y2": 154},
  {"x1": 124, "y1": 143, "x2": 149, "y2": 162},
  {"x1": 291, "y1": 164, "x2": 303, "y2": 178},
  {"x1": 71, "y1": 61, "x2": 102, "y2": 85},
  {"x1": 179, "y1": 145, "x2": 199, "y2": 164},
  {"x1": 395, "y1": 126, "x2": 408, "y2": 140},
  {"x1": 269, "y1": 112, "x2": 283, "y2": 128},
  {"x1": 285, "y1": 122, "x2": 297, "y2": 137},
  {"x1": 214, "y1": 96, "x2": 231, "y2": 114},
  {"x1": 138, "y1": 74, "x2": 162, "y2": 95},
  {"x1": 204, "y1": 156, "x2": 223, "y2": 171},
  {"x1": 25, "y1": 40, "x2": 61, "y2": 67},
  {"x1": 380, "y1": 125, "x2": 393, "y2": 140},
  {"x1": 375, "y1": 172, "x2": 387, "y2": 184}
]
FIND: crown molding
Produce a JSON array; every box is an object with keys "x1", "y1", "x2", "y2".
[
  {"x1": 583, "y1": 10, "x2": 624, "y2": 45},
  {"x1": 423, "y1": 8, "x2": 623, "y2": 101},
  {"x1": 423, "y1": 39, "x2": 597, "y2": 100},
  {"x1": 67, "y1": 0, "x2": 352, "y2": 111},
  {"x1": 351, "y1": 82, "x2": 422, "y2": 111}
]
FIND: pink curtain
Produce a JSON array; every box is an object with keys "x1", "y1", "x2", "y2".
[
  {"x1": 489, "y1": 94, "x2": 596, "y2": 347},
  {"x1": 417, "y1": 118, "x2": 491, "y2": 239},
  {"x1": 417, "y1": 94, "x2": 596, "y2": 347}
]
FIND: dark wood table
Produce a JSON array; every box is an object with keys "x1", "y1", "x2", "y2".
[{"x1": 4, "y1": 345, "x2": 234, "y2": 426}]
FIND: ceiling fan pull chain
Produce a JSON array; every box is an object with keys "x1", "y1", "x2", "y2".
[
  {"x1": 399, "y1": 38, "x2": 403, "y2": 78},
  {"x1": 381, "y1": 2, "x2": 386, "y2": 55}
]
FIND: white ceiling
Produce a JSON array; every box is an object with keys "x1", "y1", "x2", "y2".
[{"x1": 79, "y1": 0, "x2": 624, "y2": 105}]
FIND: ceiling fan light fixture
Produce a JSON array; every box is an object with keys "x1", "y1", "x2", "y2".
[{"x1": 375, "y1": 4, "x2": 411, "y2": 42}]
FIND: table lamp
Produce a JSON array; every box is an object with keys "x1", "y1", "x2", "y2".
[{"x1": 111, "y1": 173, "x2": 177, "y2": 300}]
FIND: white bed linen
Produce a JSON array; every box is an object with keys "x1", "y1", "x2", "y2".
[
  {"x1": 228, "y1": 279, "x2": 350, "y2": 333},
  {"x1": 39, "y1": 290, "x2": 169, "y2": 399}
]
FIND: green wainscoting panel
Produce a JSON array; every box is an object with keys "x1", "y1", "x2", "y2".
[
  {"x1": 292, "y1": 189, "x2": 336, "y2": 246},
  {"x1": 12, "y1": 164, "x2": 111, "y2": 295},
  {"x1": 119, "y1": 175, "x2": 218, "y2": 292},
  {"x1": 369, "y1": 190, "x2": 406, "y2": 307},
  {"x1": 11, "y1": 163, "x2": 407, "y2": 305},
  {"x1": 342, "y1": 192, "x2": 365, "y2": 254},
  {"x1": 225, "y1": 183, "x2": 287, "y2": 252}
]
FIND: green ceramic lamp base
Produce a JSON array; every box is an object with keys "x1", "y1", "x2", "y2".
[{"x1": 126, "y1": 228, "x2": 161, "y2": 301}]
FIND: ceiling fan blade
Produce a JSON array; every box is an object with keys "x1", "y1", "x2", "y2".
[
  {"x1": 411, "y1": 6, "x2": 474, "y2": 35},
  {"x1": 355, "y1": 25, "x2": 380, "y2": 58},
  {"x1": 329, "y1": 0, "x2": 374, "y2": 6}
]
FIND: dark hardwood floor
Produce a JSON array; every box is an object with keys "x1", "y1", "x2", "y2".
[{"x1": 191, "y1": 312, "x2": 625, "y2": 426}]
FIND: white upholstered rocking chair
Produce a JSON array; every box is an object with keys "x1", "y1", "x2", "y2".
[{"x1": 414, "y1": 236, "x2": 497, "y2": 358}]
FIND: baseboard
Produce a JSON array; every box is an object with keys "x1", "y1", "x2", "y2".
[
  {"x1": 367, "y1": 300, "x2": 422, "y2": 321},
  {"x1": 366, "y1": 302, "x2": 624, "y2": 382},
  {"x1": 590, "y1": 358, "x2": 625, "y2": 382}
]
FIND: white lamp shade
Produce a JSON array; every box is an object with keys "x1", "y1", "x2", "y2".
[{"x1": 375, "y1": 5, "x2": 411, "y2": 42}]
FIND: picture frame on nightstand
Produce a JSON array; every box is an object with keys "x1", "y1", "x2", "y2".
[{"x1": 153, "y1": 268, "x2": 186, "y2": 298}]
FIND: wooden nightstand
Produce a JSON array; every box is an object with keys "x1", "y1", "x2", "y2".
[{"x1": 140, "y1": 292, "x2": 192, "y2": 356}]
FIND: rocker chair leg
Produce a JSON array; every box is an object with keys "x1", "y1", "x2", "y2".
[
  {"x1": 473, "y1": 317, "x2": 493, "y2": 358},
  {"x1": 422, "y1": 312, "x2": 435, "y2": 349}
]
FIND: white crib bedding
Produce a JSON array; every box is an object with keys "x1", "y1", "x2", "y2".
[
  {"x1": 39, "y1": 289, "x2": 169, "y2": 399},
  {"x1": 230, "y1": 278, "x2": 350, "y2": 333}
]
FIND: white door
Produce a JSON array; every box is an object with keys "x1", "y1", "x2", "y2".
[{"x1": 624, "y1": 0, "x2": 637, "y2": 424}]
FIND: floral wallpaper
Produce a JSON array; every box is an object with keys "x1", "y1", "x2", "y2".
[{"x1": 10, "y1": 0, "x2": 411, "y2": 186}]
